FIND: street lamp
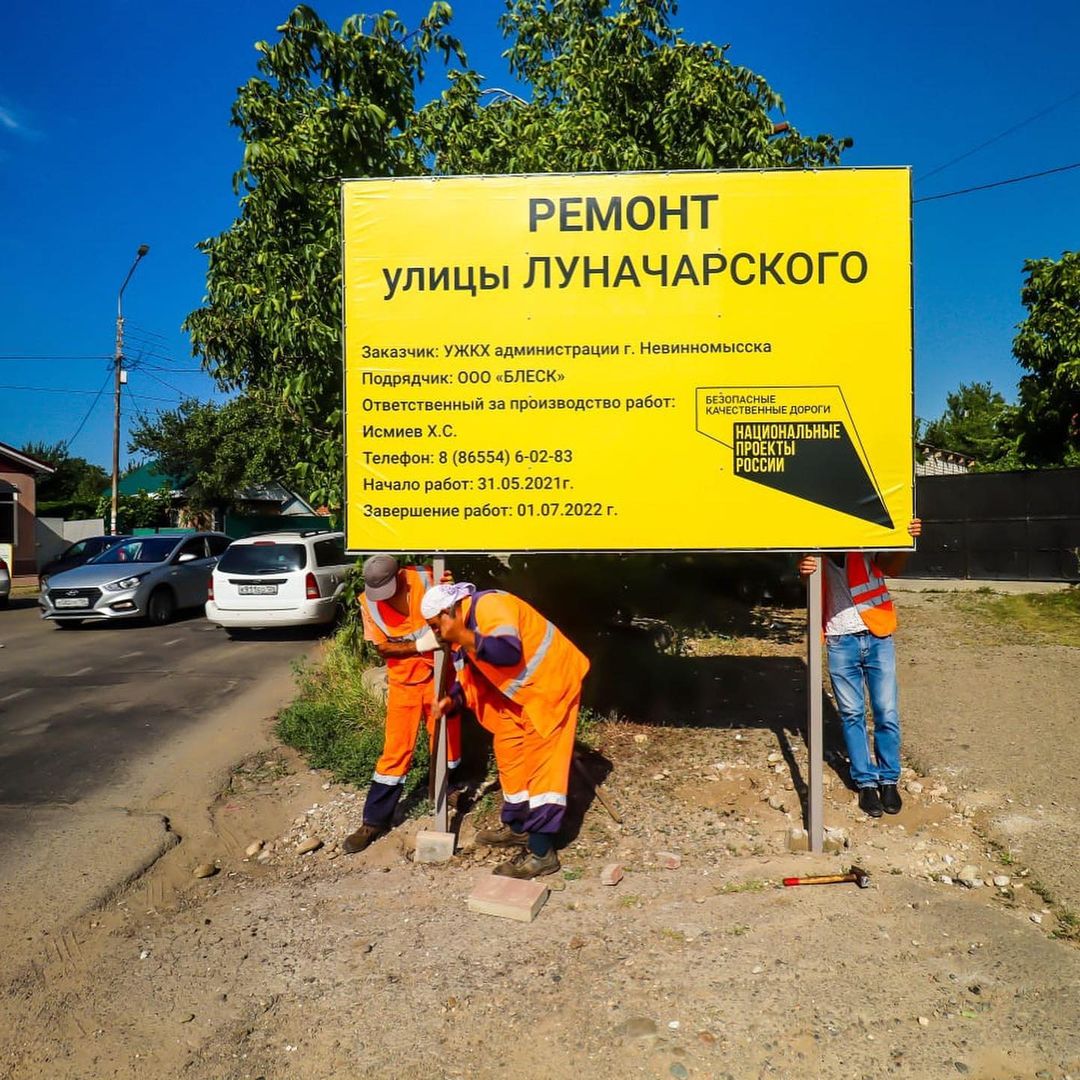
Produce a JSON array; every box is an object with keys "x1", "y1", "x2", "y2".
[{"x1": 110, "y1": 244, "x2": 150, "y2": 535}]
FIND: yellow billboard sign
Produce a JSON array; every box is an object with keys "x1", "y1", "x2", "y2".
[{"x1": 342, "y1": 169, "x2": 912, "y2": 553}]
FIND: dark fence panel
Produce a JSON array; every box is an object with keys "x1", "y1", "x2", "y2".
[{"x1": 908, "y1": 468, "x2": 1080, "y2": 581}]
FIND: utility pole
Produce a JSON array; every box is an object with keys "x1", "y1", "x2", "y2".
[{"x1": 111, "y1": 244, "x2": 150, "y2": 535}]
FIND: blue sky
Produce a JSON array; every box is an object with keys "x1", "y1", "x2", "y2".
[{"x1": 2, "y1": 0, "x2": 1078, "y2": 470}]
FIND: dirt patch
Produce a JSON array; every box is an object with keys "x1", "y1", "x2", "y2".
[{"x1": 2, "y1": 590, "x2": 1079, "y2": 1080}]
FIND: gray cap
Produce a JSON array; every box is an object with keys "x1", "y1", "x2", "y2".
[{"x1": 362, "y1": 554, "x2": 400, "y2": 602}]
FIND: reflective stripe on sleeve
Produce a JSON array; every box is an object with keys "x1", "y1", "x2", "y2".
[
  {"x1": 502, "y1": 789, "x2": 529, "y2": 804},
  {"x1": 503, "y1": 620, "x2": 555, "y2": 700}
]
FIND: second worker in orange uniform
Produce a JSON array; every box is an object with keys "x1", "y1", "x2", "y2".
[{"x1": 342, "y1": 555, "x2": 461, "y2": 854}]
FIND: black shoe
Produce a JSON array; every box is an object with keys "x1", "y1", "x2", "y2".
[
  {"x1": 858, "y1": 787, "x2": 883, "y2": 818},
  {"x1": 879, "y1": 783, "x2": 902, "y2": 815}
]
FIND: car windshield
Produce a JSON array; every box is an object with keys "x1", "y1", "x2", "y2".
[
  {"x1": 217, "y1": 543, "x2": 307, "y2": 574},
  {"x1": 90, "y1": 537, "x2": 179, "y2": 564}
]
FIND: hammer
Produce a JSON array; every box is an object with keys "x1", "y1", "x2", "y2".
[{"x1": 782, "y1": 866, "x2": 870, "y2": 889}]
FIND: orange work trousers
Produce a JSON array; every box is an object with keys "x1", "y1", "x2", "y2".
[
  {"x1": 373, "y1": 679, "x2": 461, "y2": 782},
  {"x1": 470, "y1": 683, "x2": 579, "y2": 835}
]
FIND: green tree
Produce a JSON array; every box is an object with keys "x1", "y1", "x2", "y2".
[
  {"x1": 128, "y1": 396, "x2": 291, "y2": 513},
  {"x1": 186, "y1": 1, "x2": 849, "y2": 510},
  {"x1": 921, "y1": 381, "x2": 1014, "y2": 465},
  {"x1": 93, "y1": 488, "x2": 173, "y2": 532},
  {"x1": 418, "y1": 0, "x2": 851, "y2": 175},
  {"x1": 1009, "y1": 251, "x2": 1080, "y2": 467},
  {"x1": 22, "y1": 441, "x2": 109, "y2": 517},
  {"x1": 183, "y1": 4, "x2": 462, "y2": 512}
]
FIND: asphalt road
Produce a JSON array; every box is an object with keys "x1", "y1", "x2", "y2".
[{"x1": 0, "y1": 597, "x2": 316, "y2": 821}]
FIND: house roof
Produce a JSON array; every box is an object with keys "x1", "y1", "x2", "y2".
[
  {"x1": 0, "y1": 441, "x2": 57, "y2": 475},
  {"x1": 112, "y1": 461, "x2": 188, "y2": 496}
]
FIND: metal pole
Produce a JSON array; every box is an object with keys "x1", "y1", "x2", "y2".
[
  {"x1": 431, "y1": 555, "x2": 449, "y2": 832},
  {"x1": 110, "y1": 312, "x2": 123, "y2": 535},
  {"x1": 110, "y1": 245, "x2": 149, "y2": 535},
  {"x1": 807, "y1": 561, "x2": 824, "y2": 853}
]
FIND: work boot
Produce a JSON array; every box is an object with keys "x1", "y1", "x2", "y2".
[
  {"x1": 342, "y1": 823, "x2": 387, "y2": 854},
  {"x1": 493, "y1": 847, "x2": 561, "y2": 879},
  {"x1": 474, "y1": 823, "x2": 529, "y2": 847},
  {"x1": 879, "y1": 783, "x2": 903, "y2": 815},
  {"x1": 858, "y1": 787, "x2": 883, "y2": 818}
]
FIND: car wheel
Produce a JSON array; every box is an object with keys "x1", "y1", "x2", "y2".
[
  {"x1": 56, "y1": 619, "x2": 83, "y2": 629},
  {"x1": 146, "y1": 588, "x2": 176, "y2": 626}
]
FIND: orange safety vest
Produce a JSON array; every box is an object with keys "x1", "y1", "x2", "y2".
[
  {"x1": 359, "y1": 565, "x2": 435, "y2": 686},
  {"x1": 841, "y1": 553, "x2": 896, "y2": 637},
  {"x1": 457, "y1": 591, "x2": 590, "y2": 739}
]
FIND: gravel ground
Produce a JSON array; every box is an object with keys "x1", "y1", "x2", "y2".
[{"x1": 2, "y1": 589, "x2": 1078, "y2": 1080}]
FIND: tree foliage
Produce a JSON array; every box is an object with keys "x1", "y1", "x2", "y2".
[
  {"x1": 128, "y1": 396, "x2": 291, "y2": 512},
  {"x1": 418, "y1": 0, "x2": 851, "y2": 175},
  {"x1": 183, "y1": 4, "x2": 462, "y2": 510},
  {"x1": 186, "y1": 1, "x2": 850, "y2": 510},
  {"x1": 93, "y1": 488, "x2": 173, "y2": 532},
  {"x1": 22, "y1": 441, "x2": 109, "y2": 518},
  {"x1": 1008, "y1": 251, "x2": 1080, "y2": 467},
  {"x1": 920, "y1": 381, "x2": 1013, "y2": 466}
]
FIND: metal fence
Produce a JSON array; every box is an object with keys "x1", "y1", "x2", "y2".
[{"x1": 908, "y1": 468, "x2": 1080, "y2": 581}]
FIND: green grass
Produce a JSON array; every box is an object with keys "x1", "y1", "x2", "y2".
[
  {"x1": 719, "y1": 879, "x2": 767, "y2": 894},
  {"x1": 1029, "y1": 878, "x2": 1056, "y2": 906},
  {"x1": 955, "y1": 588, "x2": 1080, "y2": 646},
  {"x1": 275, "y1": 634, "x2": 430, "y2": 804},
  {"x1": 1052, "y1": 909, "x2": 1080, "y2": 943}
]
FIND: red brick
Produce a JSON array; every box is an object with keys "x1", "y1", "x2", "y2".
[
  {"x1": 600, "y1": 864, "x2": 624, "y2": 886},
  {"x1": 466, "y1": 875, "x2": 549, "y2": 922}
]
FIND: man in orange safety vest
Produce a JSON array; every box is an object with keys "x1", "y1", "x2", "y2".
[
  {"x1": 421, "y1": 581, "x2": 589, "y2": 880},
  {"x1": 799, "y1": 518, "x2": 922, "y2": 818}
]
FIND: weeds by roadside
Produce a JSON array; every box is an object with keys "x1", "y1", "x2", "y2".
[{"x1": 275, "y1": 634, "x2": 431, "y2": 804}]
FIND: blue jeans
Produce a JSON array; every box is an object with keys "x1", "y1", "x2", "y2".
[{"x1": 825, "y1": 631, "x2": 901, "y2": 788}]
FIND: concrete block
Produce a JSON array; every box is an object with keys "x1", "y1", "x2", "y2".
[
  {"x1": 467, "y1": 875, "x2": 549, "y2": 923},
  {"x1": 786, "y1": 827, "x2": 810, "y2": 852},
  {"x1": 823, "y1": 827, "x2": 848, "y2": 854},
  {"x1": 414, "y1": 830, "x2": 455, "y2": 863},
  {"x1": 600, "y1": 863, "x2": 624, "y2": 886}
]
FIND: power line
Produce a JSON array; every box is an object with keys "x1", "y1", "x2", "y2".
[
  {"x1": 0, "y1": 383, "x2": 185, "y2": 404},
  {"x1": 917, "y1": 87, "x2": 1080, "y2": 184},
  {"x1": 138, "y1": 367, "x2": 192, "y2": 398},
  {"x1": 62, "y1": 369, "x2": 113, "y2": 450},
  {"x1": 914, "y1": 160, "x2": 1080, "y2": 204}
]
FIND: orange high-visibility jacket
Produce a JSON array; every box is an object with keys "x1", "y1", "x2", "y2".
[
  {"x1": 359, "y1": 565, "x2": 435, "y2": 686},
  {"x1": 838, "y1": 553, "x2": 896, "y2": 637},
  {"x1": 457, "y1": 590, "x2": 590, "y2": 738}
]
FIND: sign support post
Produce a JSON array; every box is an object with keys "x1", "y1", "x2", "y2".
[
  {"x1": 806, "y1": 561, "x2": 824, "y2": 853},
  {"x1": 431, "y1": 555, "x2": 449, "y2": 835}
]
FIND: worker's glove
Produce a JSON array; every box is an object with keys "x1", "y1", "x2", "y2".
[{"x1": 414, "y1": 626, "x2": 439, "y2": 653}]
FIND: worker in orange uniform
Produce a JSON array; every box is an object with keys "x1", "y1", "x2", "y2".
[
  {"x1": 342, "y1": 555, "x2": 460, "y2": 854},
  {"x1": 421, "y1": 582, "x2": 590, "y2": 879}
]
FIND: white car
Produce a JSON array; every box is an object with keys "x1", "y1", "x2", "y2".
[
  {"x1": 206, "y1": 530, "x2": 354, "y2": 633},
  {"x1": 0, "y1": 554, "x2": 10, "y2": 607}
]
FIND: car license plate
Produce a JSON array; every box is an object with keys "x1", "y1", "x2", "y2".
[
  {"x1": 239, "y1": 584, "x2": 278, "y2": 595},
  {"x1": 55, "y1": 597, "x2": 90, "y2": 608}
]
